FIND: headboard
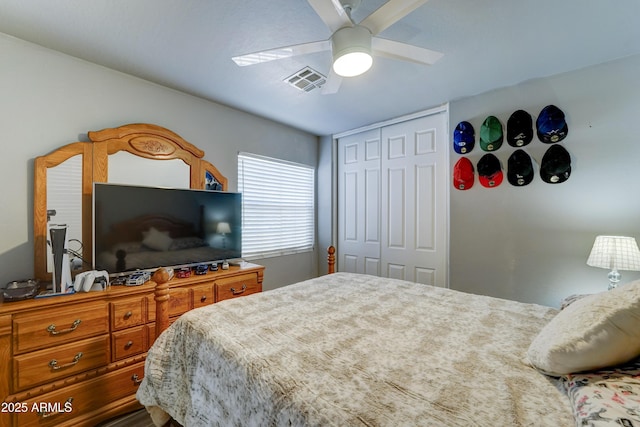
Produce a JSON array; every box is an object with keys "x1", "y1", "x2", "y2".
[{"x1": 34, "y1": 123, "x2": 227, "y2": 281}]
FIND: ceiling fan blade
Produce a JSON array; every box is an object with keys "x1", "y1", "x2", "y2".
[
  {"x1": 232, "y1": 40, "x2": 330, "y2": 66},
  {"x1": 360, "y1": 0, "x2": 429, "y2": 35},
  {"x1": 321, "y1": 68, "x2": 343, "y2": 94},
  {"x1": 372, "y1": 37, "x2": 443, "y2": 65},
  {"x1": 308, "y1": 0, "x2": 353, "y2": 33}
]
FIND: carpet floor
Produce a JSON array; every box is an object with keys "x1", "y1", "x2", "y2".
[{"x1": 96, "y1": 409, "x2": 154, "y2": 427}]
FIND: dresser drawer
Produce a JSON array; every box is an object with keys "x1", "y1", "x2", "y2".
[
  {"x1": 192, "y1": 282, "x2": 215, "y2": 308},
  {"x1": 13, "y1": 302, "x2": 109, "y2": 354},
  {"x1": 147, "y1": 286, "x2": 191, "y2": 321},
  {"x1": 112, "y1": 325, "x2": 147, "y2": 361},
  {"x1": 13, "y1": 335, "x2": 110, "y2": 391},
  {"x1": 11, "y1": 361, "x2": 145, "y2": 427},
  {"x1": 110, "y1": 297, "x2": 145, "y2": 331},
  {"x1": 215, "y1": 273, "x2": 261, "y2": 302}
]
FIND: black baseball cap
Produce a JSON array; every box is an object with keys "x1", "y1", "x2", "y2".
[
  {"x1": 507, "y1": 149, "x2": 534, "y2": 186},
  {"x1": 477, "y1": 153, "x2": 503, "y2": 188},
  {"x1": 507, "y1": 110, "x2": 533, "y2": 147},
  {"x1": 540, "y1": 145, "x2": 571, "y2": 183}
]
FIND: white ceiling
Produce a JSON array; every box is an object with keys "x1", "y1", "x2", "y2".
[{"x1": 1, "y1": 0, "x2": 639, "y2": 136}]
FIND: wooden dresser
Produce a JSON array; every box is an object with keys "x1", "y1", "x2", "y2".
[{"x1": 0, "y1": 263, "x2": 263, "y2": 427}]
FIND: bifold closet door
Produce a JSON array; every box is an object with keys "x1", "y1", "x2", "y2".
[
  {"x1": 380, "y1": 113, "x2": 448, "y2": 286},
  {"x1": 337, "y1": 128, "x2": 382, "y2": 275},
  {"x1": 337, "y1": 110, "x2": 448, "y2": 287}
]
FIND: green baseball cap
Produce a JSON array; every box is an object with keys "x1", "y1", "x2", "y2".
[{"x1": 480, "y1": 116, "x2": 503, "y2": 151}]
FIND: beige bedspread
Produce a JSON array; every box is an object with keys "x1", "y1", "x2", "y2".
[{"x1": 136, "y1": 272, "x2": 573, "y2": 426}]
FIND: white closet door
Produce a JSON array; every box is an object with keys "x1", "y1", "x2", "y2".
[
  {"x1": 380, "y1": 112, "x2": 448, "y2": 286},
  {"x1": 337, "y1": 128, "x2": 382, "y2": 275},
  {"x1": 337, "y1": 109, "x2": 449, "y2": 287}
]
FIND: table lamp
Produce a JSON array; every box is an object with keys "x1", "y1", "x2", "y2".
[
  {"x1": 586, "y1": 235, "x2": 640, "y2": 290},
  {"x1": 216, "y1": 222, "x2": 231, "y2": 248}
]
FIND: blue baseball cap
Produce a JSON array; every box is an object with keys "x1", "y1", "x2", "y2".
[
  {"x1": 536, "y1": 105, "x2": 568, "y2": 143},
  {"x1": 453, "y1": 121, "x2": 475, "y2": 154}
]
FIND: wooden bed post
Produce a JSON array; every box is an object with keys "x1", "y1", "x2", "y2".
[
  {"x1": 328, "y1": 246, "x2": 336, "y2": 274},
  {"x1": 153, "y1": 269, "x2": 171, "y2": 340}
]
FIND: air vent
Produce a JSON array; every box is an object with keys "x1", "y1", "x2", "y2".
[{"x1": 284, "y1": 67, "x2": 326, "y2": 92}]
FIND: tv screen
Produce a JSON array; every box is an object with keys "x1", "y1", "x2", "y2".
[{"x1": 93, "y1": 183, "x2": 242, "y2": 275}]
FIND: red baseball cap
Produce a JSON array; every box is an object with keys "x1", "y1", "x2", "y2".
[
  {"x1": 453, "y1": 157, "x2": 474, "y2": 190},
  {"x1": 477, "y1": 153, "x2": 503, "y2": 188}
]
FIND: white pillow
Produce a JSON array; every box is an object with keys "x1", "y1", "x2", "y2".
[
  {"x1": 142, "y1": 227, "x2": 173, "y2": 251},
  {"x1": 527, "y1": 279, "x2": 640, "y2": 376}
]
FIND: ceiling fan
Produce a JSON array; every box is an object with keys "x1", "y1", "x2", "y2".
[{"x1": 232, "y1": 0, "x2": 443, "y2": 94}]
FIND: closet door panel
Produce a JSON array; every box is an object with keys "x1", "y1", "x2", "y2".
[
  {"x1": 381, "y1": 113, "x2": 448, "y2": 286},
  {"x1": 337, "y1": 129, "x2": 382, "y2": 274}
]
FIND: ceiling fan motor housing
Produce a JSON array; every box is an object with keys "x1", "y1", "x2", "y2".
[{"x1": 331, "y1": 25, "x2": 373, "y2": 77}]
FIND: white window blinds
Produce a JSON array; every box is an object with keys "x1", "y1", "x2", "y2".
[{"x1": 238, "y1": 153, "x2": 315, "y2": 259}]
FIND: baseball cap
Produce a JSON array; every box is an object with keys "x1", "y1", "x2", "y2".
[
  {"x1": 507, "y1": 149, "x2": 534, "y2": 186},
  {"x1": 477, "y1": 153, "x2": 503, "y2": 188},
  {"x1": 453, "y1": 121, "x2": 475, "y2": 154},
  {"x1": 540, "y1": 144, "x2": 571, "y2": 183},
  {"x1": 507, "y1": 110, "x2": 533, "y2": 147},
  {"x1": 480, "y1": 116, "x2": 503, "y2": 151},
  {"x1": 536, "y1": 105, "x2": 568, "y2": 143},
  {"x1": 453, "y1": 157, "x2": 474, "y2": 190}
]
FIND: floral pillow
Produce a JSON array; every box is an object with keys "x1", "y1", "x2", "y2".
[{"x1": 562, "y1": 359, "x2": 640, "y2": 426}]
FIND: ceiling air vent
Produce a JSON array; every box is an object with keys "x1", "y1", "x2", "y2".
[{"x1": 285, "y1": 67, "x2": 326, "y2": 92}]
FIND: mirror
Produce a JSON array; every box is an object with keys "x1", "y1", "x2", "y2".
[
  {"x1": 34, "y1": 123, "x2": 227, "y2": 282},
  {"x1": 46, "y1": 154, "x2": 83, "y2": 273},
  {"x1": 108, "y1": 152, "x2": 190, "y2": 188}
]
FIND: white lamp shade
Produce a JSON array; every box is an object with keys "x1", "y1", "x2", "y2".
[
  {"x1": 216, "y1": 222, "x2": 231, "y2": 234},
  {"x1": 587, "y1": 235, "x2": 640, "y2": 271},
  {"x1": 331, "y1": 25, "x2": 373, "y2": 77}
]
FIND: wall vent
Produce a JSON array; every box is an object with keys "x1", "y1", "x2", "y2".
[{"x1": 284, "y1": 67, "x2": 326, "y2": 92}]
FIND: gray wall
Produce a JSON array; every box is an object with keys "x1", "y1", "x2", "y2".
[
  {"x1": 316, "y1": 134, "x2": 336, "y2": 274},
  {"x1": 449, "y1": 54, "x2": 640, "y2": 307},
  {"x1": 0, "y1": 34, "x2": 319, "y2": 290}
]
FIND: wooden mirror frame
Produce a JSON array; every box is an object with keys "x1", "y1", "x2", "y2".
[{"x1": 34, "y1": 123, "x2": 227, "y2": 281}]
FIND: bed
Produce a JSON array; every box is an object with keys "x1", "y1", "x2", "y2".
[{"x1": 136, "y1": 249, "x2": 640, "y2": 426}]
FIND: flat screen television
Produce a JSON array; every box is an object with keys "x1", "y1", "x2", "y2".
[{"x1": 93, "y1": 183, "x2": 242, "y2": 276}]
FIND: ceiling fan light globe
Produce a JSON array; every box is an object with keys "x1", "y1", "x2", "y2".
[
  {"x1": 331, "y1": 25, "x2": 373, "y2": 77},
  {"x1": 333, "y1": 52, "x2": 373, "y2": 77}
]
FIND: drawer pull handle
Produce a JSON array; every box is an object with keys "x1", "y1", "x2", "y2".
[
  {"x1": 125, "y1": 340, "x2": 133, "y2": 349},
  {"x1": 200, "y1": 295, "x2": 207, "y2": 302},
  {"x1": 124, "y1": 311, "x2": 133, "y2": 319},
  {"x1": 231, "y1": 284, "x2": 247, "y2": 295},
  {"x1": 38, "y1": 397, "x2": 73, "y2": 418},
  {"x1": 132, "y1": 373, "x2": 143, "y2": 385},
  {"x1": 46, "y1": 319, "x2": 81, "y2": 335},
  {"x1": 49, "y1": 352, "x2": 83, "y2": 370}
]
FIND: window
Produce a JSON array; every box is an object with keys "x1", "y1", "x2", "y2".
[{"x1": 238, "y1": 153, "x2": 315, "y2": 259}]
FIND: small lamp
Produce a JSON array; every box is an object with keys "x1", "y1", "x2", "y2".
[
  {"x1": 216, "y1": 222, "x2": 231, "y2": 248},
  {"x1": 586, "y1": 235, "x2": 640, "y2": 290},
  {"x1": 331, "y1": 25, "x2": 373, "y2": 77}
]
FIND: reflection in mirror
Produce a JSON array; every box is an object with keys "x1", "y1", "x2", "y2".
[
  {"x1": 205, "y1": 171, "x2": 223, "y2": 191},
  {"x1": 108, "y1": 152, "x2": 190, "y2": 189},
  {"x1": 46, "y1": 155, "x2": 83, "y2": 272}
]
